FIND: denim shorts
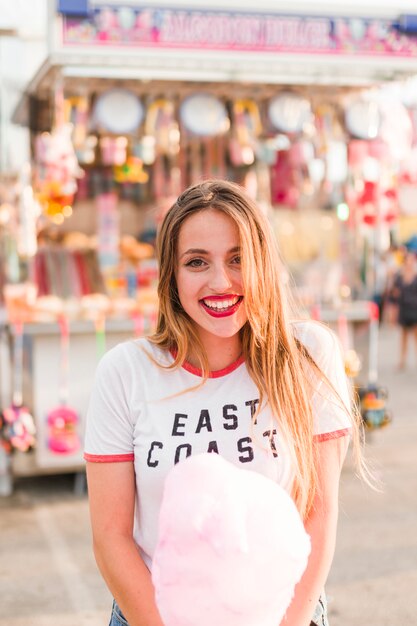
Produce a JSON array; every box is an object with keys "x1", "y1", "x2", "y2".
[
  {"x1": 109, "y1": 600, "x2": 129, "y2": 626},
  {"x1": 109, "y1": 594, "x2": 328, "y2": 626},
  {"x1": 311, "y1": 593, "x2": 329, "y2": 626}
]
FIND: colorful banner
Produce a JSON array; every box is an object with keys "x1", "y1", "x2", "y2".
[{"x1": 62, "y1": 6, "x2": 417, "y2": 57}]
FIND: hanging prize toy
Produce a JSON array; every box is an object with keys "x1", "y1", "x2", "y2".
[
  {"x1": 69, "y1": 96, "x2": 90, "y2": 161},
  {"x1": 358, "y1": 302, "x2": 391, "y2": 429},
  {"x1": 151, "y1": 98, "x2": 179, "y2": 196},
  {"x1": 229, "y1": 99, "x2": 261, "y2": 167},
  {"x1": 143, "y1": 98, "x2": 176, "y2": 162},
  {"x1": 46, "y1": 316, "x2": 80, "y2": 454},
  {"x1": 337, "y1": 313, "x2": 361, "y2": 378},
  {"x1": 100, "y1": 136, "x2": 128, "y2": 166},
  {"x1": 270, "y1": 149, "x2": 300, "y2": 208},
  {"x1": 34, "y1": 125, "x2": 84, "y2": 220},
  {"x1": 1, "y1": 323, "x2": 36, "y2": 453},
  {"x1": 114, "y1": 156, "x2": 149, "y2": 184}
]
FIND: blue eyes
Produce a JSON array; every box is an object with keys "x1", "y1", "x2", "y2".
[{"x1": 185, "y1": 256, "x2": 241, "y2": 268}]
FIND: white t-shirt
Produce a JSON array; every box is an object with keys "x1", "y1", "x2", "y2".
[{"x1": 84, "y1": 320, "x2": 351, "y2": 570}]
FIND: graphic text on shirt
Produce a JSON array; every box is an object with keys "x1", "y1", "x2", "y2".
[{"x1": 145, "y1": 398, "x2": 279, "y2": 467}]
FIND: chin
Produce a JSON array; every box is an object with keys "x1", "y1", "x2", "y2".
[{"x1": 201, "y1": 319, "x2": 246, "y2": 340}]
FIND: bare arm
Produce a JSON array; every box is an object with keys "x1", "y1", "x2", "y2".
[
  {"x1": 86, "y1": 461, "x2": 164, "y2": 626},
  {"x1": 280, "y1": 435, "x2": 349, "y2": 626}
]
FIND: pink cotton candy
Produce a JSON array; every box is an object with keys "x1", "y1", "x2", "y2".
[{"x1": 152, "y1": 453, "x2": 311, "y2": 626}]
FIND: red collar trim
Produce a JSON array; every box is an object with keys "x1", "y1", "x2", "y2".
[{"x1": 170, "y1": 349, "x2": 245, "y2": 378}]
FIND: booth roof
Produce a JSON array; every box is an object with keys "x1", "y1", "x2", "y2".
[{"x1": 13, "y1": 49, "x2": 417, "y2": 128}]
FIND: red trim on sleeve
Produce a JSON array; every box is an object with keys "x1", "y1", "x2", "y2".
[
  {"x1": 84, "y1": 453, "x2": 134, "y2": 463},
  {"x1": 314, "y1": 428, "x2": 351, "y2": 442}
]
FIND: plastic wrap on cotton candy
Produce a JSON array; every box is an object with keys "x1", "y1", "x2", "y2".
[{"x1": 152, "y1": 453, "x2": 311, "y2": 626}]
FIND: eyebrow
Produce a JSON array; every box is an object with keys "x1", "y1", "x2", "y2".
[{"x1": 180, "y1": 246, "x2": 240, "y2": 259}]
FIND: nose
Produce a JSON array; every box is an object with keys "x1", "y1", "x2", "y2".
[{"x1": 207, "y1": 263, "x2": 233, "y2": 293}]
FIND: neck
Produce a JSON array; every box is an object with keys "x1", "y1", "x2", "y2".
[{"x1": 188, "y1": 332, "x2": 242, "y2": 372}]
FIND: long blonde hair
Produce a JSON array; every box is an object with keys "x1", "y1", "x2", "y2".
[{"x1": 149, "y1": 179, "x2": 362, "y2": 518}]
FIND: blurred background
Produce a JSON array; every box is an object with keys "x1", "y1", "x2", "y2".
[{"x1": 0, "y1": 1, "x2": 417, "y2": 625}]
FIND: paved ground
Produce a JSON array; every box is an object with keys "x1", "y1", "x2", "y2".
[
  {"x1": 326, "y1": 323, "x2": 417, "y2": 626},
  {"x1": 0, "y1": 323, "x2": 416, "y2": 626}
]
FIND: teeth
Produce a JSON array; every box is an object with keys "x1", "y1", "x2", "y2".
[{"x1": 203, "y1": 296, "x2": 239, "y2": 310}]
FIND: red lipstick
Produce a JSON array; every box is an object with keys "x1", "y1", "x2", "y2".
[{"x1": 200, "y1": 296, "x2": 243, "y2": 318}]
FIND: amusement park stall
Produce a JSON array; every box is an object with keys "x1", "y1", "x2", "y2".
[{"x1": 1, "y1": 0, "x2": 416, "y2": 487}]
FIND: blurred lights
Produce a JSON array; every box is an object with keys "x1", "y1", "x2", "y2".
[
  {"x1": 169, "y1": 128, "x2": 180, "y2": 143},
  {"x1": 336, "y1": 202, "x2": 350, "y2": 221},
  {"x1": 241, "y1": 146, "x2": 255, "y2": 165}
]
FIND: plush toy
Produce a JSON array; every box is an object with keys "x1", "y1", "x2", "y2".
[
  {"x1": 1, "y1": 323, "x2": 36, "y2": 453},
  {"x1": 34, "y1": 124, "x2": 83, "y2": 217},
  {"x1": 152, "y1": 453, "x2": 310, "y2": 626},
  {"x1": 1, "y1": 404, "x2": 36, "y2": 453}
]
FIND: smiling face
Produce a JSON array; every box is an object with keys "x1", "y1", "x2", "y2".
[{"x1": 176, "y1": 209, "x2": 247, "y2": 352}]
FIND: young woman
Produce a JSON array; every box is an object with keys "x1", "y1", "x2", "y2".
[
  {"x1": 85, "y1": 179, "x2": 363, "y2": 626},
  {"x1": 389, "y1": 251, "x2": 417, "y2": 369}
]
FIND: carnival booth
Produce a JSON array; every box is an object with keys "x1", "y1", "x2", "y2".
[{"x1": 2, "y1": 1, "x2": 415, "y2": 486}]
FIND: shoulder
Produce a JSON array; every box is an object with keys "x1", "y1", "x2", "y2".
[
  {"x1": 292, "y1": 319, "x2": 340, "y2": 362},
  {"x1": 96, "y1": 338, "x2": 170, "y2": 378},
  {"x1": 98, "y1": 339, "x2": 137, "y2": 369}
]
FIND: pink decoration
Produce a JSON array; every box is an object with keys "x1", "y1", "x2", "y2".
[
  {"x1": 399, "y1": 145, "x2": 417, "y2": 184},
  {"x1": 380, "y1": 102, "x2": 413, "y2": 162},
  {"x1": 348, "y1": 139, "x2": 391, "y2": 169},
  {"x1": 348, "y1": 140, "x2": 368, "y2": 167},
  {"x1": 288, "y1": 142, "x2": 307, "y2": 167},
  {"x1": 100, "y1": 137, "x2": 127, "y2": 166},
  {"x1": 152, "y1": 453, "x2": 310, "y2": 626},
  {"x1": 96, "y1": 8, "x2": 118, "y2": 32},
  {"x1": 270, "y1": 150, "x2": 300, "y2": 207},
  {"x1": 368, "y1": 140, "x2": 390, "y2": 161},
  {"x1": 47, "y1": 406, "x2": 80, "y2": 454},
  {"x1": 358, "y1": 181, "x2": 378, "y2": 205}
]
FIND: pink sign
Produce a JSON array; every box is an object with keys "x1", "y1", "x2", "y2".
[{"x1": 62, "y1": 7, "x2": 417, "y2": 57}]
